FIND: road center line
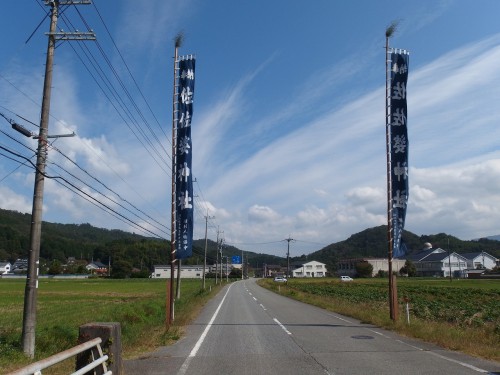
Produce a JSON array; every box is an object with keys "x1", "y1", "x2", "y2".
[
  {"x1": 178, "y1": 284, "x2": 233, "y2": 374},
  {"x1": 273, "y1": 318, "x2": 292, "y2": 335}
]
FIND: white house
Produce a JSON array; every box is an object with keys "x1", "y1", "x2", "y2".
[
  {"x1": 336, "y1": 258, "x2": 407, "y2": 277},
  {"x1": 461, "y1": 251, "x2": 498, "y2": 270},
  {"x1": 152, "y1": 264, "x2": 206, "y2": 279},
  {"x1": 408, "y1": 245, "x2": 468, "y2": 277},
  {"x1": 291, "y1": 261, "x2": 327, "y2": 278},
  {"x1": 0, "y1": 262, "x2": 11, "y2": 275},
  {"x1": 86, "y1": 261, "x2": 108, "y2": 275}
]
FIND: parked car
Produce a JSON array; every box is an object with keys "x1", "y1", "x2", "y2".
[
  {"x1": 274, "y1": 276, "x2": 287, "y2": 282},
  {"x1": 340, "y1": 276, "x2": 353, "y2": 281}
]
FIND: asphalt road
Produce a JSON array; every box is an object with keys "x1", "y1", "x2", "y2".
[{"x1": 124, "y1": 279, "x2": 500, "y2": 375}]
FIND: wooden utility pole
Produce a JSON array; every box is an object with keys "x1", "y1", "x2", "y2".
[
  {"x1": 21, "y1": 0, "x2": 58, "y2": 357},
  {"x1": 285, "y1": 237, "x2": 294, "y2": 278},
  {"x1": 215, "y1": 228, "x2": 219, "y2": 284},
  {"x1": 202, "y1": 211, "x2": 214, "y2": 289},
  {"x1": 21, "y1": 0, "x2": 94, "y2": 357},
  {"x1": 176, "y1": 260, "x2": 181, "y2": 299}
]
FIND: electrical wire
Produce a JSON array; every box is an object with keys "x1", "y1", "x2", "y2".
[
  {"x1": 0, "y1": 144, "x2": 167, "y2": 239},
  {"x1": 1, "y1": 110, "x2": 173, "y2": 241},
  {"x1": 50, "y1": 144, "x2": 169, "y2": 233},
  {"x1": 3, "y1": 2, "x2": 222, "y2": 247},
  {"x1": 58, "y1": 13, "x2": 171, "y2": 174}
]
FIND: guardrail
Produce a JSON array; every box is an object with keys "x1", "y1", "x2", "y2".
[{"x1": 8, "y1": 337, "x2": 111, "y2": 375}]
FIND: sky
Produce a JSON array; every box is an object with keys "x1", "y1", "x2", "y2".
[{"x1": 1, "y1": 0, "x2": 500, "y2": 259}]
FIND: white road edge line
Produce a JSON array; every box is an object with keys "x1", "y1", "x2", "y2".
[
  {"x1": 368, "y1": 330, "x2": 488, "y2": 373},
  {"x1": 274, "y1": 318, "x2": 292, "y2": 335},
  {"x1": 178, "y1": 284, "x2": 233, "y2": 375}
]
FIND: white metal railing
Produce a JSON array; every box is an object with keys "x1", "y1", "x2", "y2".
[{"x1": 8, "y1": 337, "x2": 111, "y2": 375}]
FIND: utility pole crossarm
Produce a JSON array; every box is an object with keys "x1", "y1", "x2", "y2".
[
  {"x1": 47, "y1": 31, "x2": 96, "y2": 41},
  {"x1": 45, "y1": 0, "x2": 92, "y2": 5}
]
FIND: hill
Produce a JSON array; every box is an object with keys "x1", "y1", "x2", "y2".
[
  {"x1": 191, "y1": 238, "x2": 284, "y2": 269},
  {"x1": 0, "y1": 208, "x2": 284, "y2": 274},
  {"x1": 298, "y1": 225, "x2": 500, "y2": 275},
  {"x1": 1, "y1": 208, "x2": 499, "y2": 277},
  {"x1": 485, "y1": 234, "x2": 500, "y2": 241}
]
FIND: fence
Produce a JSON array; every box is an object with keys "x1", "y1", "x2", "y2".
[
  {"x1": 8, "y1": 322, "x2": 122, "y2": 375},
  {"x1": 7, "y1": 337, "x2": 110, "y2": 375}
]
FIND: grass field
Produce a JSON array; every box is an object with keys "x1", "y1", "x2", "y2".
[
  {"x1": 258, "y1": 277, "x2": 500, "y2": 362},
  {"x1": 0, "y1": 277, "x2": 224, "y2": 374}
]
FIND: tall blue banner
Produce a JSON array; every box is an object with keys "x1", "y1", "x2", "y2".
[
  {"x1": 390, "y1": 51, "x2": 409, "y2": 258},
  {"x1": 175, "y1": 57, "x2": 195, "y2": 259}
]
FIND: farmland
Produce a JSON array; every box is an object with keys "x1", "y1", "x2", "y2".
[{"x1": 0, "y1": 277, "x2": 223, "y2": 373}]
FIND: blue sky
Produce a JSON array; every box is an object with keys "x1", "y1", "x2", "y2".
[{"x1": 1, "y1": 0, "x2": 500, "y2": 258}]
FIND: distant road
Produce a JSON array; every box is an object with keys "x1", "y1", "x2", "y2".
[{"x1": 125, "y1": 278, "x2": 500, "y2": 375}]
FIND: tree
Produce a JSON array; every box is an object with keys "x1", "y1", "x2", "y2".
[
  {"x1": 355, "y1": 262, "x2": 373, "y2": 278},
  {"x1": 47, "y1": 260, "x2": 62, "y2": 275},
  {"x1": 400, "y1": 259, "x2": 417, "y2": 277},
  {"x1": 0, "y1": 248, "x2": 9, "y2": 261},
  {"x1": 111, "y1": 259, "x2": 133, "y2": 278},
  {"x1": 229, "y1": 268, "x2": 242, "y2": 278}
]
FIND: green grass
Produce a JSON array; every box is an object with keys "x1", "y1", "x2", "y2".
[
  {"x1": 258, "y1": 277, "x2": 500, "y2": 362},
  {"x1": 0, "y1": 277, "x2": 225, "y2": 373}
]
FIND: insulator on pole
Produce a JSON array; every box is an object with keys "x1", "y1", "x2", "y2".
[{"x1": 12, "y1": 123, "x2": 33, "y2": 137}]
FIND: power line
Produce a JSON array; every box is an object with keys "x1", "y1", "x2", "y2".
[
  {"x1": 58, "y1": 12, "x2": 171, "y2": 173},
  {"x1": 1, "y1": 109, "x2": 171, "y2": 241},
  {"x1": 0, "y1": 144, "x2": 167, "y2": 239},
  {"x1": 50, "y1": 144, "x2": 169, "y2": 233},
  {"x1": 92, "y1": 1, "x2": 170, "y2": 143}
]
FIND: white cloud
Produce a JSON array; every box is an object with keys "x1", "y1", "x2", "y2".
[
  {"x1": 0, "y1": 186, "x2": 32, "y2": 213},
  {"x1": 196, "y1": 33, "x2": 500, "y2": 249},
  {"x1": 248, "y1": 205, "x2": 281, "y2": 223}
]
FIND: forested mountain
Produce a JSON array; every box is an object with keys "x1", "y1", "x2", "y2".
[
  {"x1": 191, "y1": 238, "x2": 285, "y2": 269},
  {"x1": 0, "y1": 208, "x2": 285, "y2": 275},
  {"x1": 1, "y1": 209, "x2": 499, "y2": 277},
  {"x1": 298, "y1": 225, "x2": 500, "y2": 275}
]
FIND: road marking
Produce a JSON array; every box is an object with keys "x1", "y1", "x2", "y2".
[
  {"x1": 425, "y1": 351, "x2": 489, "y2": 373},
  {"x1": 178, "y1": 284, "x2": 233, "y2": 374},
  {"x1": 274, "y1": 318, "x2": 292, "y2": 335},
  {"x1": 259, "y1": 304, "x2": 267, "y2": 311},
  {"x1": 368, "y1": 329, "x2": 391, "y2": 339},
  {"x1": 252, "y1": 297, "x2": 257, "y2": 301},
  {"x1": 368, "y1": 330, "x2": 489, "y2": 373},
  {"x1": 326, "y1": 312, "x2": 352, "y2": 324}
]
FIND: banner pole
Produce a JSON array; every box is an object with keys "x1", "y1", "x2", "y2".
[
  {"x1": 385, "y1": 22, "x2": 397, "y2": 321},
  {"x1": 169, "y1": 34, "x2": 183, "y2": 326}
]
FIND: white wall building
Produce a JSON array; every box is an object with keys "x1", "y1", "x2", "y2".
[
  {"x1": 152, "y1": 264, "x2": 216, "y2": 279},
  {"x1": 291, "y1": 261, "x2": 327, "y2": 278},
  {"x1": 337, "y1": 258, "x2": 407, "y2": 277},
  {"x1": 0, "y1": 262, "x2": 11, "y2": 275},
  {"x1": 408, "y1": 246, "x2": 468, "y2": 277},
  {"x1": 462, "y1": 251, "x2": 498, "y2": 270}
]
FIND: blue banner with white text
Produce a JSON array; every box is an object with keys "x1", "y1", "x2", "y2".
[
  {"x1": 175, "y1": 57, "x2": 195, "y2": 259},
  {"x1": 390, "y1": 51, "x2": 409, "y2": 258}
]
